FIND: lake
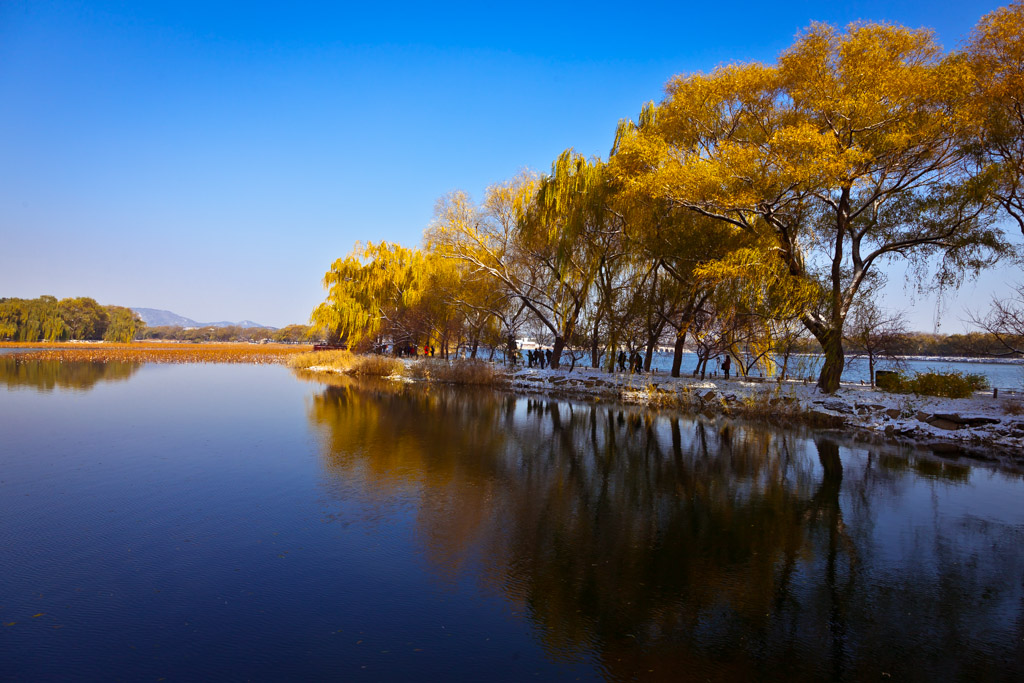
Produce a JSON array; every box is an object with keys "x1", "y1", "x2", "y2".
[{"x1": 2, "y1": 360, "x2": 1023, "y2": 680}]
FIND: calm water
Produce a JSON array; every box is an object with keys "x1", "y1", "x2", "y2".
[{"x1": 2, "y1": 361, "x2": 1023, "y2": 681}]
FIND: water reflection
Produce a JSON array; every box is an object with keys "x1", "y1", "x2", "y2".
[
  {"x1": 306, "y1": 379, "x2": 1024, "y2": 681},
  {"x1": 0, "y1": 356, "x2": 140, "y2": 392}
]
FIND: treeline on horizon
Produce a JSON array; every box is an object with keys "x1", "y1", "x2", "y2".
[
  {"x1": 790, "y1": 332, "x2": 1023, "y2": 359},
  {"x1": 310, "y1": 3, "x2": 1024, "y2": 392},
  {"x1": 0, "y1": 296, "x2": 312, "y2": 343},
  {"x1": 1, "y1": 296, "x2": 143, "y2": 343},
  {"x1": 139, "y1": 323, "x2": 310, "y2": 343}
]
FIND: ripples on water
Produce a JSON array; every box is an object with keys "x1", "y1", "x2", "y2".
[{"x1": 1, "y1": 362, "x2": 1022, "y2": 680}]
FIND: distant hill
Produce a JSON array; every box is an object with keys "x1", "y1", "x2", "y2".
[{"x1": 131, "y1": 308, "x2": 275, "y2": 330}]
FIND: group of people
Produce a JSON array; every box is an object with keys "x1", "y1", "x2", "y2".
[
  {"x1": 616, "y1": 350, "x2": 646, "y2": 373},
  {"x1": 395, "y1": 344, "x2": 435, "y2": 357},
  {"x1": 526, "y1": 348, "x2": 553, "y2": 368}
]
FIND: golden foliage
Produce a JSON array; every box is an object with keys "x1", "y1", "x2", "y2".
[{"x1": 312, "y1": 241, "x2": 426, "y2": 348}]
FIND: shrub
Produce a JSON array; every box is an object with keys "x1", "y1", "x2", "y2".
[{"x1": 876, "y1": 369, "x2": 989, "y2": 399}]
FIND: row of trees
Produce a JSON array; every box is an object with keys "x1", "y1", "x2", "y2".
[
  {"x1": 311, "y1": 4, "x2": 1024, "y2": 393},
  {"x1": 0, "y1": 296, "x2": 143, "y2": 343},
  {"x1": 139, "y1": 324, "x2": 311, "y2": 343},
  {"x1": 1, "y1": 296, "x2": 314, "y2": 344}
]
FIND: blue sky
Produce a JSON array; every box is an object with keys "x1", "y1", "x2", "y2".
[{"x1": 0, "y1": 0, "x2": 1018, "y2": 329}]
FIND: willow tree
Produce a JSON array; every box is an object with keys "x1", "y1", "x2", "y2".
[
  {"x1": 619, "y1": 22, "x2": 1008, "y2": 392},
  {"x1": 611, "y1": 108, "x2": 753, "y2": 377},
  {"x1": 430, "y1": 160, "x2": 612, "y2": 370},
  {"x1": 103, "y1": 306, "x2": 143, "y2": 342},
  {"x1": 522, "y1": 150, "x2": 624, "y2": 368},
  {"x1": 58, "y1": 297, "x2": 108, "y2": 340},
  {"x1": 694, "y1": 244, "x2": 820, "y2": 379},
  {"x1": 963, "y1": 1, "x2": 1024, "y2": 233},
  {"x1": 311, "y1": 241, "x2": 424, "y2": 349},
  {"x1": 422, "y1": 238, "x2": 513, "y2": 359}
]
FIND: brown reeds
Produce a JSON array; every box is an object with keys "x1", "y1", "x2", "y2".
[
  {"x1": 288, "y1": 350, "x2": 404, "y2": 377},
  {"x1": 3, "y1": 342, "x2": 310, "y2": 364}
]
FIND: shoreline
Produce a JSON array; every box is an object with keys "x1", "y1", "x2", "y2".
[
  {"x1": 304, "y1": 361, "x2": 1024, "y2": 468},
  {"x1": 510, "y1": 367, "x2": 1024, "y2": 466}
]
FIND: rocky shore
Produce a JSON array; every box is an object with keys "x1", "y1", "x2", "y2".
[
  {"x1": 505, "y1": 366, "x2": 1024, "y2": 466},
  {"x1": 303, "y1": 360, "x2": 1024, "y2": 467}
]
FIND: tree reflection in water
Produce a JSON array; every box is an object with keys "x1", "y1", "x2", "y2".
[
  {"x1": 306, "y1": 377, "x2": 1024, "y2": 681},
  {"x1": 0, "y1": 357, "x2": 140, "y2": 392}
]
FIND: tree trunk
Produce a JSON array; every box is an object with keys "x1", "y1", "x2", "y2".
[
  {"x1": 550, "y1": 335, "x2": 565, "y2": 369},
  {"x1": 591, "y1": 314, "x2": 601, "y2": 368},
  {"x1": 817, "y1": 329, "x2": 844, "y2": 393},
  {"x1": 644, "y1": 318, "x2": 667, "y2": 371},
  {"x1": 471, "y1": 338, "x2": 479, "y2": 359},
  {"x1": 671, "y1": 332, "x2": 686, "y2": 378}
]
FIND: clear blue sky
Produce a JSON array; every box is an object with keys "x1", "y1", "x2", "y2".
[{"x1": 0, "y1": 0, "x2": 1018, "y2": 329}]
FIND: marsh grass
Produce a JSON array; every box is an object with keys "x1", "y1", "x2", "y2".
[
  {"x1": 6, "y1": 342, "x2": 309, "y2": 364},
  {"x1": 356, "y1": 355, "x2": 405, "y2": 376},
  {"x1": 288, "y1": 349, "x2": 356, "y2": 371},
  {"x1": 409, "y1": 358, "x2": 509, "y2": 385},
  {"x1": 288, "y1": 350, "x2": 404, "y2": 376},
  {"x1": 1003, "y1": 399, "x2": 1024, "y2": 416}
]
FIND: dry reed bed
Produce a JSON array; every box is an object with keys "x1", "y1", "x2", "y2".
[
  {"x1": 288, "y1": 349, "x2": 403, "y2": 376},
  {"x1": 289, "y1": 351, "x2": 509, "y2": 385},
  {"x1": 6, "y1": 343, "x2": 310, "y2": 364}
]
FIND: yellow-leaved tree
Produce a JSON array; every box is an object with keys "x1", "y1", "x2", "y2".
[
  {"x1": 618, "y1": 22, "x2": 1010, "y2": 392},
  {"x1": 963, "y1": 1, "x2": 1024, "y2": 234},
  {"x1": 311, "y1": 241, "x2": 424, "y2": 349}
]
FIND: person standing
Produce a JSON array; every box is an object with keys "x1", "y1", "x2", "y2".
[{"x1": 722, "y1": 355, "x2": 731, "y2": 379}]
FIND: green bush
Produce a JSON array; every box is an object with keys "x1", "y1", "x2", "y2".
[{"x1": 876, "y1": 370, "x2": 989, "y2": 398}]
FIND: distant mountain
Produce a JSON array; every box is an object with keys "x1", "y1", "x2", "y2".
[{"x1": 131, "y1": 308, "x2": 275, "y2": 330}]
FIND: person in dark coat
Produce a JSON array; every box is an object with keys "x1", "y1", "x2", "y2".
[
  {"x1": 722, "y1": 354, "x2": 731, "y2": 379},
  {"x1": 617, "y1": 350, "x2": 627, "y2": 372},
  {"x1": 545, "y1": 349, "x2": 553, "y2": 368},
  {"x1": 631, "y1": 351, "x2": 643, "y2": 373}
]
